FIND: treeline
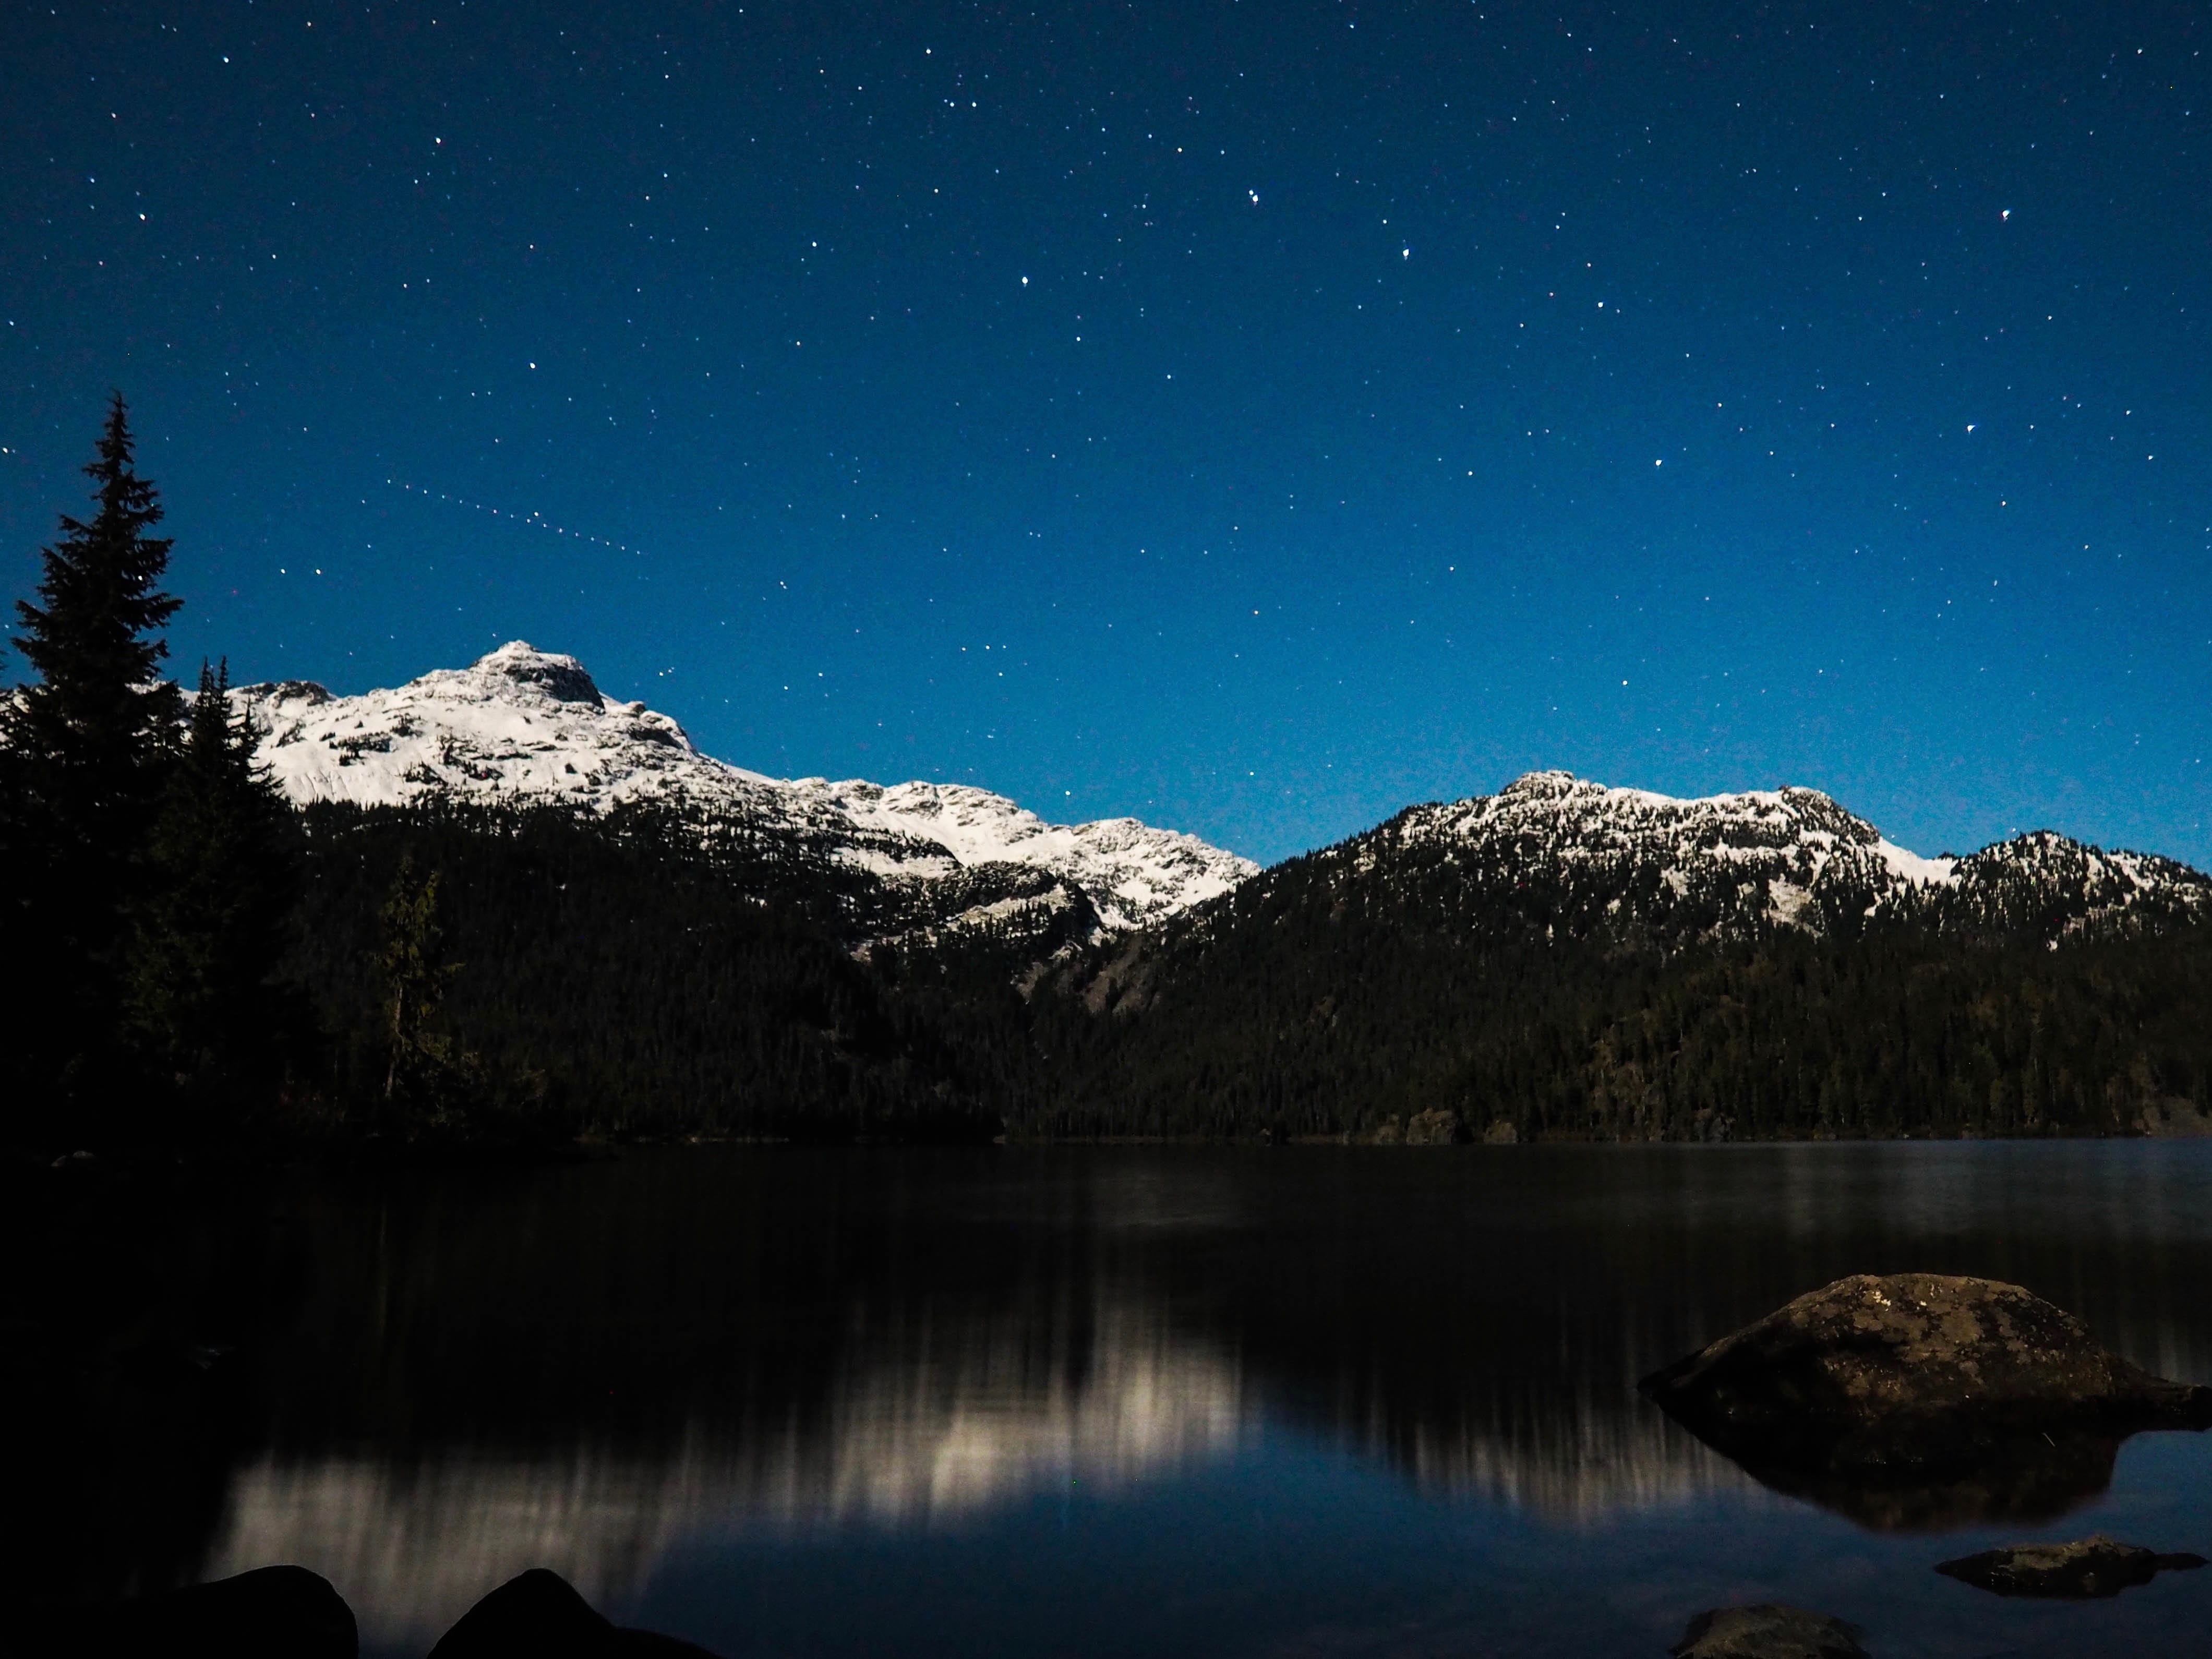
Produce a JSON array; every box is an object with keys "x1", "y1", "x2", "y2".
[
  {"x1": 2, "y1": 400, "x2": 307, "y2": 1152},
  {"x1": 284, "y1": 799, "x2": 1029, "y2": 1141},
  {"x1": 7, "y1": 400, "x2": 2209, "y2": 1155},
  {"x1": 1014, "y1": 840, "x2": 2212, "y2": 1141},
  {"x1": 0, "y1": 402, "x2": 1024, "y2": 1156}
]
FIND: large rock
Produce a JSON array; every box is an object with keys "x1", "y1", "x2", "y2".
[
  {"x1": 1640, "y1": 1273, "x2": 2212, "y2": 1506},
  {"x1": 1935, "y1": 1533, "x2": 2208, "y2": 1598},
  {"x1": 1669, "y1": 1604, "x2": 1869, "y2": 1658},
  {"x1": 33, "y1": 1566, "x2": 357, "y2": 1658},
  {"x1": 1402, "y1": 1108, "x2": 1465, "y2": 1145},
  {"x1": 427, "y1": 1568, "x2": 719, "y2": 1658}
]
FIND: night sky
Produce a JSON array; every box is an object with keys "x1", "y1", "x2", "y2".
[{"x1": 4, "y1": 1, "x2": 2208, "y2": 867}]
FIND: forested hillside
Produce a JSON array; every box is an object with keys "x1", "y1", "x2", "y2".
[
  {"x1": 8, "y1": 403, "x2": 2209, "y2": 1156},
  {"x1": 283, "y1": 800, "x2": 1041, "y2": 1142},
  {"x1": 270, "y1": 791, "x2": 2212, "y2": 1147},
  {"x1": 1017, "y1": 806, "x2": 2212, "y2": 1143}
]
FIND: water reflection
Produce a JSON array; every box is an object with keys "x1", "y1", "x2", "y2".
[
  {"x1": 215, "y1": 1295, "x2": 1247, "y2": 1644},
  {"x1": 24, "y1": 1143, "x2": 2212, "y2": 1654},
  {"x1": 1710, "y1": 1427, "x2": 2132, "y2": 1533}
]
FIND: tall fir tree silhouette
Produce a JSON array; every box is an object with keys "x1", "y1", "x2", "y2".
[
  {"x1": 3, "y1": 395, "x2": 184, "y2": 1139},
  {"x1": 127, "y1": 659, "x2": 302, "y2": 1134}
]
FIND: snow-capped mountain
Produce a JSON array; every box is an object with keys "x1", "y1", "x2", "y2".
[
  {"x1": 236, "y1": 642, "x2": 1255, "y2": 935},
  {"x1": 227, "y1": 647, "x2": 2203, "y2": 953},
  {"x1": 1367, "y1": 770, "x2": 2210, "y2": 942}
]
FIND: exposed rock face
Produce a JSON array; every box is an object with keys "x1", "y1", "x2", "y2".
[
  {"x1": 1669, "y1": 1604, "x2": 1869, "y2": 1658},
  {"x1": 427, "y1": 1568, "x2": 718, "y2": 1657},
  {"x1": 1936, "y1": 1534, "x2": 2208, "y2": 1598},
  {"x1": 1366, "y1": 1108, "x2": 1465, "y2": 1145},
  {"x1": 1641, "y1": 1275, "x2": 2212, "y2": 1526},
  {"x1": 2141, "y1": 1098, "x2": 2212, "y2": 1138}
]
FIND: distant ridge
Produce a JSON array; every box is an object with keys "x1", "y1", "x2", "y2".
[
  {"x1": 1381, "y1": 770, "x2": 2209, "y2": 943},
  {"x1": 1033, "y1": 771, "x2": 2211, "y2": 1142}
]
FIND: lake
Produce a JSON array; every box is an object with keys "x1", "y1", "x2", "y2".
[{"x1": 21, "y1": 1142, "x2": 2212, "y2": 1656}]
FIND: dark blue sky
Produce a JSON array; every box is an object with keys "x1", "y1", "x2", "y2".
[{"x1": 4, "y1": 0, "x2": 2208, "y2": 867}]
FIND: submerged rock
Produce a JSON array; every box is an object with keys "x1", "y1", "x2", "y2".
[
  {"x1": 1669, "y1": 1604, "x2": 1870, "y2": 1658},
  {"x1": 1935, "y1": 1533, "x2": 2208, "y2": 1598},
  {"x1": 427, "y1": 1568, "x2": 720, "y2": 1657},
  {"x1": 1640, "y1": 1273, "x2": 2212, "y2": 1510}
]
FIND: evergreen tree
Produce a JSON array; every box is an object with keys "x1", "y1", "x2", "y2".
[
  {"x1": 373, "y1": 854, "x2": 484, "y2": 1136},
  {"x1": 2, "y1": 395, "x2": 183, "y2": 1141},
  {"x1": 126, "y1": 660, "x2": 302, "y2": 1134}
]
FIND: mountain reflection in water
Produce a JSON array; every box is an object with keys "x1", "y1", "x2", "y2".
[
  {"x1": 213, "y1": 1296, "x2": 1250, "y2": 1644},
  {"x1": 23, "y1": 1144, "x2": 2212, "y2": 1657}
]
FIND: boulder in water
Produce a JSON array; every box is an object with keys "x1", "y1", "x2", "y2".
[
  {"x1": 1668, "y1": 1604, "x2": 1869, "y2": 1658},
  {"x1": 1641, "y1": 1273, "x2": 2212, "y2": 1482},
  {"x1": 1935, "y1": 1533, "x2": 2208, "y2": 1598}
]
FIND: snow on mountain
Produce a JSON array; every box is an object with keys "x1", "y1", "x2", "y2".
[
  {"x1": 225, "y1": 650, "x2": 2202, "y2": 948},
  {"x1": 1384, "y1": 770, "x2": 2208, "y2": 940},
  {"x1": 236, "y1": 642, "x2": 1255, "y2": 932}
]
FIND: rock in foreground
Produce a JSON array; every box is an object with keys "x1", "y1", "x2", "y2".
[
  {"x1": 427, "y1": 1568, "x2": 719, "y2": 1657},
  {"x1": 1935, "y1": 1533, "x2": 2208, "y2": 1598},
  {"x1": 1641, "y1": 1273, "x2": 2212, "y2": 1486},
  {"x1": 29, "y1": 1566, "x2": 356, "y2": 1659},
  {"x1": 1669, "y1": 1604, "x2": 1869, "y2": 1658}
]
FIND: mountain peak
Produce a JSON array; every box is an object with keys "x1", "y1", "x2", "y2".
[
  {"x1": 466, "y1": 640, "x2": 605, "y2": 706},
  {"x1": 1435, "y1": 770, "x2": 1880, "y2": 858},
  {"x1": 1364, "y1": 770, "x2": 2205, "y2": 942},
  {"x1": 235, "y1": 645, "x2": 1253, "y2": 936}
]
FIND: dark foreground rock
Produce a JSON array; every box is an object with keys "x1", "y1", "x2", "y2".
[
  {"x1": 1669, "y1": 1604, "x2": 1870, "y2": 1658},
  {"x1": 1640, "y1": 1274, "x2": 2212, "y2": 1525},
  {"x1": 1935, "y1": 1533, "x2": 2208, "y2": 1598},
  {"x1": 29, "y1": 1566, "x2": 356, "y2": 1658},
  {"x1": 428, "y1": 1568, "x2": 720, "y2": 1658}
]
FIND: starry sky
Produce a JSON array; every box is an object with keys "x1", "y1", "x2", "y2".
[{"x1": 4, "y1": 0, "x2": 2208, "y2": 867}]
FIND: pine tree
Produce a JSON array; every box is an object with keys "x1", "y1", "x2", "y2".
[
  {"x1": 126, "y1": 660, "x2": 302, "y2": 1134},
  {"x1": 3, "y1": 395, "x2": 184, "y2": 1141},
  {"x1": 374, "y1": 854, "x2": 484, "y2": 1136}
]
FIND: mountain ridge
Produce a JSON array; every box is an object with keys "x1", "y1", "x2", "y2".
[
  {"x1": 234, "y1": 644, "x2": 2209, "y2": 954},
  {"x1": 235, "y1": 641, "x2": 1256, "y2": 937},
  {"x1": 1371, "y1": 768, "x2": 2210, "y2": 944}
]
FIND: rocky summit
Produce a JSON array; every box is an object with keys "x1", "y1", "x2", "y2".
[{"x1": 235, "y1": 642, "x2": 1255, "y2": 940}]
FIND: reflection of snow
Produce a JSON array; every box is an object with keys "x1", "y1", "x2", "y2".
[
  {"x1": 209, "y1": 1303, "x2": 1247, "y2": 1647},
  {"x1": 1393, "y1": 1405, "x2": 1762, "y2": 1522}
]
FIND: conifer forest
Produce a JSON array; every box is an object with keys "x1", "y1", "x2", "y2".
[{"x1": 5, "y1": 403, "x2": 2209, "y2": 1158}]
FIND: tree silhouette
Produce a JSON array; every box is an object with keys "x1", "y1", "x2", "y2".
[
  {"x1": 374, "y1": 853, "x2": 488, "y2": 1136},
  {"x1": 3, "y1": 395, "x2": 183, "y2": 1139},
  {"x1": 126, "y1": 660, "x2": 303, "y2": 1134}
]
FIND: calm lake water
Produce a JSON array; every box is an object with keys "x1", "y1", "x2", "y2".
[{"x1": 28, "y1": 1143, "x2": 2212, "y2": 1657}]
